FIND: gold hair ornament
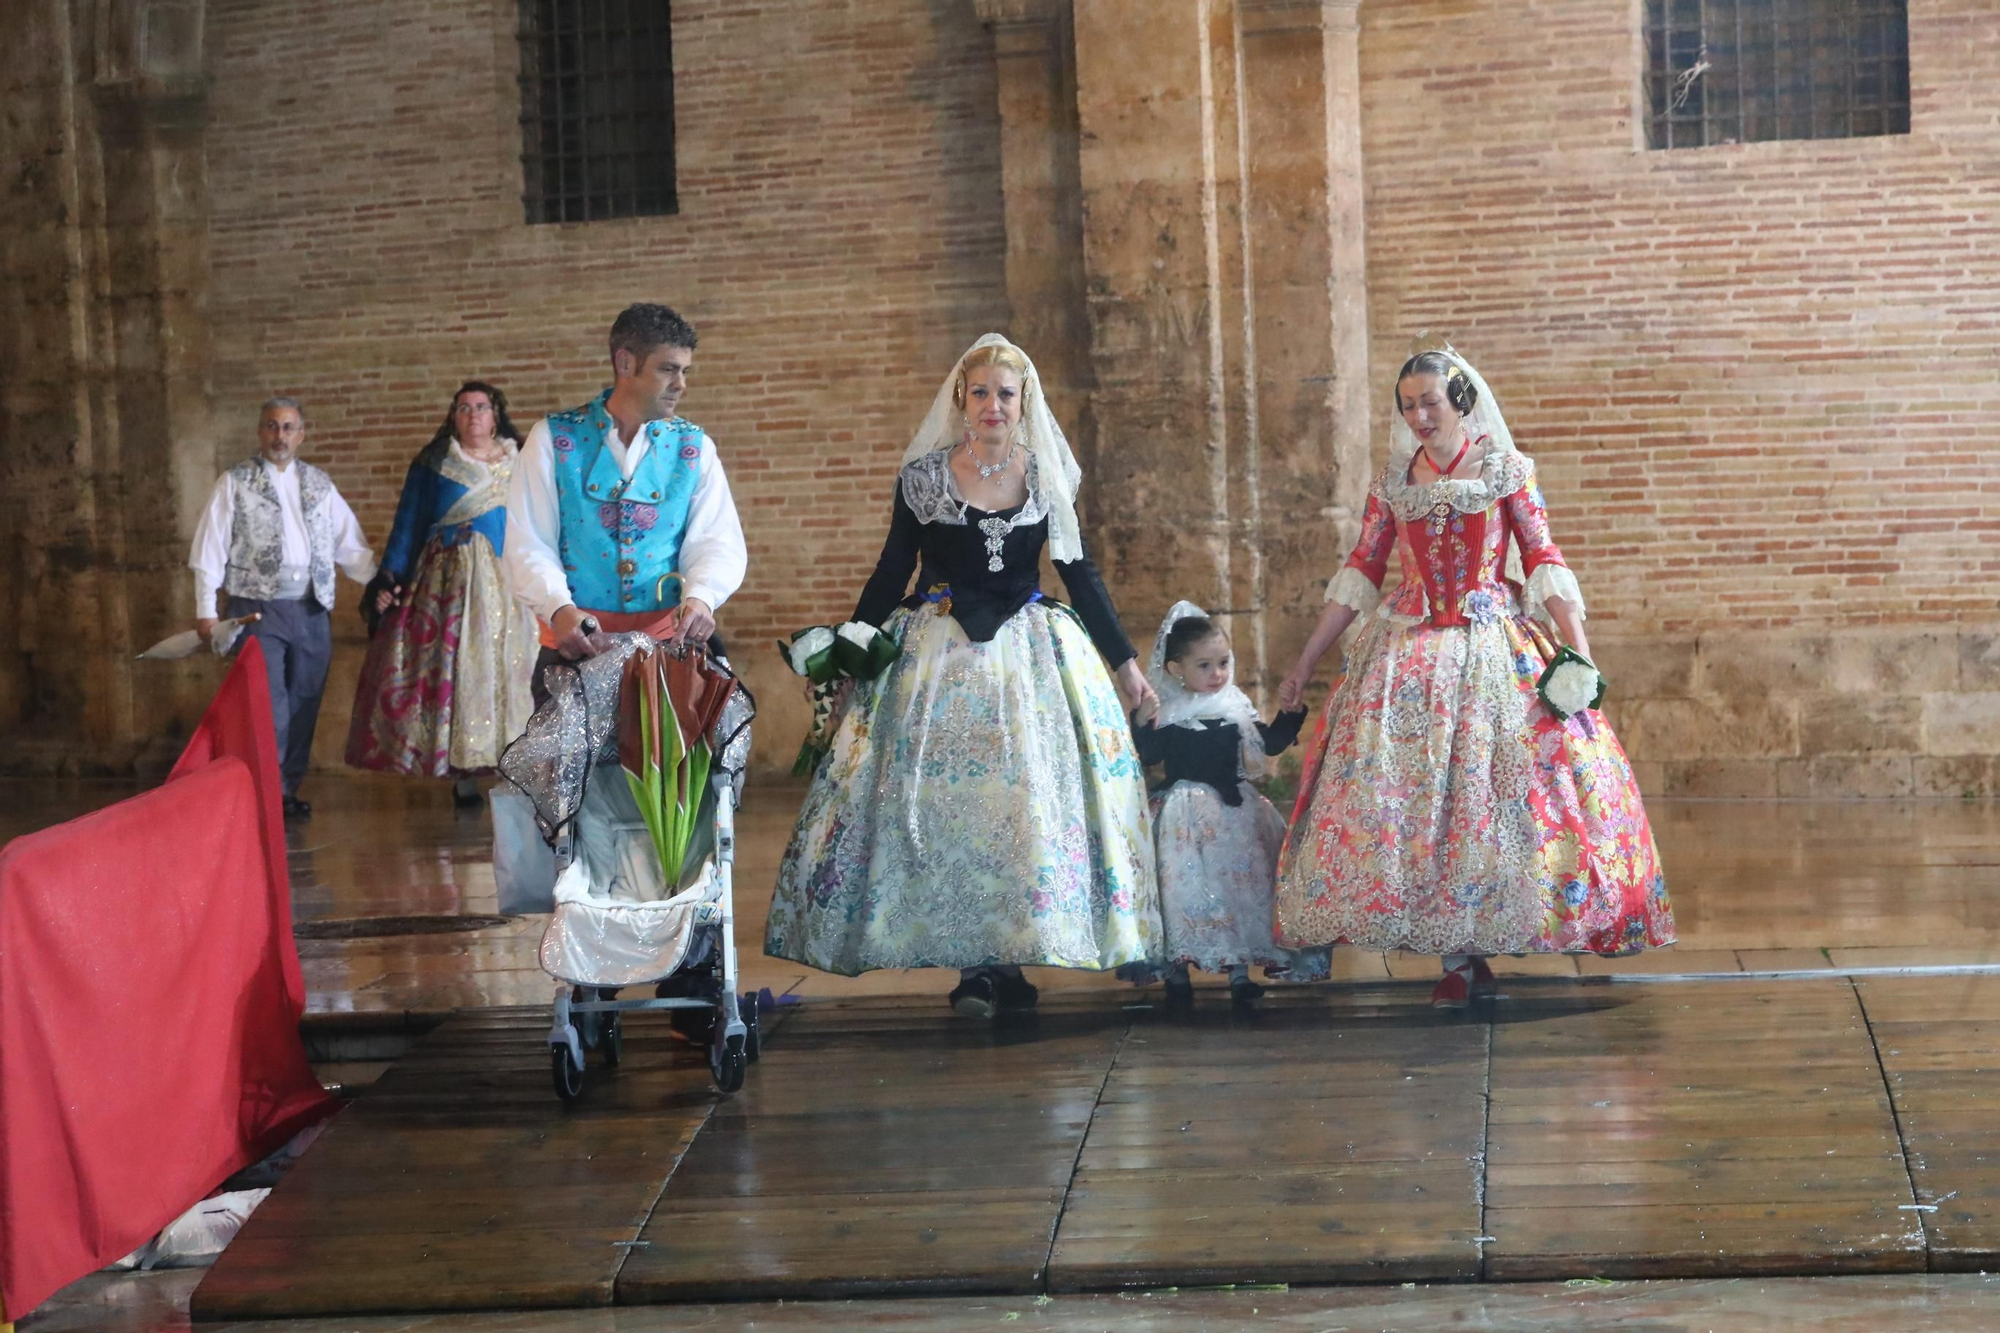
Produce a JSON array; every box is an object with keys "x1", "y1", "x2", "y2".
[{"x1": 1407, "y1": 329, "x2": 1458, "y2": 358}]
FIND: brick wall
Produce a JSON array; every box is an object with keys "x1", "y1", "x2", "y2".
[
  {"x1": 202, "y1": 0, "x2": 1010, "y2": 769},
  {"x1": 1357, "y1": 0, "x2": 2000, "y2": 795},
  {"x1": 10, "y1": 0, "x2": 1995, "y2": 796}
]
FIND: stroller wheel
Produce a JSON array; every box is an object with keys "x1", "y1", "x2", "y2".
[
  {"x1": 741, "y1": 996, "x2": 761, "y2": 1063},
  {"x1": 551, "y1": 1042, "x2": 585, "y2": 1103},
  {"x1": 602, "y1": 1012, "x2": 623, "y2": 1067},
  {"x1": 710, "y1": 1032, "x2": 747, "y2": 1095}
]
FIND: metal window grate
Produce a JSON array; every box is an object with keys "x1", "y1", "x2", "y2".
[
  {"x1": 1644, "y1": 0, "x2": 1910, "y2": 150},
  {"x1": 518, "y1": 0, "x2": 678, "y2": 224}
]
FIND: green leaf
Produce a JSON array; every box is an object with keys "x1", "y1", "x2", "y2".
[{"x1": 625, "y1": 687, "x2": 668, "y2": 870}]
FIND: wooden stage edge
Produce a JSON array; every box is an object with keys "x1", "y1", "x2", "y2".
[{"x1": 194, "y1": 975, "x2": 2000, "y2": 1320}]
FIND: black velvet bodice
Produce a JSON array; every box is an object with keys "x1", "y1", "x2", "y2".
[
  {"x1": 1133, "y1": 707, "x2": 1308, "y2": 806},
  {"x1": 852, "y1": 482, "x2": 1135, "y2": 664}
]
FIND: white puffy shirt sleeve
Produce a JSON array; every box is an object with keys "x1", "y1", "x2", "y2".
[
  {"x1": 189, "y1": 472, "x2": 237, "y2": 619},
  {"x1": 504, "y1": 418, "x2": 576, "y2": 625},
  {"x1": 325, "y1": 484, "x2": 378, "y2": 585},
  {"x1": 677, "y1": 433, "x2": 747, "y2": 612}
]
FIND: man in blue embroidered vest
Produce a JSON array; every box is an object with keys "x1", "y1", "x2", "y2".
[
  {"x1": 504, "y1": 304, "x2": 747, "y2": 692},
  {"x1": 190, "y1": 397, "x2": 379, "y2": 819}
]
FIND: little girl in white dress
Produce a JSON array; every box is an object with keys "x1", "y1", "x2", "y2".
[{"x1": 1133, "y1": 602, "x2": 1329, "y2": 1005}]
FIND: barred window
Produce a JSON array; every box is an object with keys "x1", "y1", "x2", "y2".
[
  {"x1": 1644, "y1": 0, "x2": 1910, "y2": 150},
  {"x1": 518, "y1": 0, "x2": 677, "y2": 224}
]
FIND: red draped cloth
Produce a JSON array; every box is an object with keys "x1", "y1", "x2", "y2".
[{"x1": 0, "y1": 639, "x2": 336, "y2": 1319}]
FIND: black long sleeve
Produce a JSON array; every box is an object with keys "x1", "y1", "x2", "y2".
[
  {"x1": 1132, "y1": 717, "x2": 1167, "y2": 767},
  {"x1": 1054, "y1": 548, "x2": 1136, "y2": 668},
  {"x1": 851, "y1": 487, "x2": 923, "y2": 628},
  {"x1": 1258, "y1": 706, "x2": 1309, "y2": 755}
]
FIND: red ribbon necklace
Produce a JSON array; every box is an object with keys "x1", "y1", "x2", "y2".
[{"x1": 1420, "y1": 433, "x2": 1473, "y2": 481}]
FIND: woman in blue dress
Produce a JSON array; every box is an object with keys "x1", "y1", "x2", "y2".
[{"x1": 346, "y1": 382, "x2": 539, "y2": 802}]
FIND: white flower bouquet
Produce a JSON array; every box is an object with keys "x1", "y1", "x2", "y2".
[
  {"x1": 1536, "y1": 645, "x2": 1607, "y2": 721},
  {"x1": 777, "y1": 620, "x2": 900, "y2": 775}
]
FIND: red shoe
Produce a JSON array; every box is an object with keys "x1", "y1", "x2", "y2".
[
  {"x1": 1469, "y1": 957, "x2": 1497, "y2": 999},
  {"x1": 1430, "y1": 967, "x2": 1470, "y2": 1010}
]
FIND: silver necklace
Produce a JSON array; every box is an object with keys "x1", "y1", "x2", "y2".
[{"x1": 965, "y1": 441, "x2": 1015, "y2": 479}]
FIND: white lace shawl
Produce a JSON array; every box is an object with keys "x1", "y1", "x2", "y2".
[{"x1": 1146, "y1": 600, "x2": 1267, "y2": 779}]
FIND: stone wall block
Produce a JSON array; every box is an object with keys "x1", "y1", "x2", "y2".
[
  {"x1": 1913, "y1": 755, "x2": 1995, "y2": 799},
  {"x1": 1805, "y1": 754, "x2": 1915, "y2": 798},
  {"x1": 1695, "y1": 630, "x2": 1834, "y2": 696},
  {"x1": 1825, "y1": 628, "x2": 1962, "y2": 695},
  {"x1": 1616, "y1": 696, "x2": 1799, "y2": 762},
  {"x1": 1923, "y1": 691, "x2": 2000, "y2": 757},
  {"x1": 1591, "y1": 634, "x2": 1696, "y2": 699},
  {"x1": 0, "y1": 225, "x2": 77, "y2": 286},
  {"x1": 140, "y1": 2, "x2": 206, "y2": 81},
  {"x1": 1658, "y1": 759, "x2": 1778, "y2": 799},
  {"x1": 1960, "y1": 631, "x2": 2000, "y2": 691},
  {"x1": 1797, "y1": 692, "x2": 1924, "y2": 756}
]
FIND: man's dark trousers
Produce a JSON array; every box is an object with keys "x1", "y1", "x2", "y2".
[{"x1": 226, "y1": 594, "x2": 332, "y2": 797}]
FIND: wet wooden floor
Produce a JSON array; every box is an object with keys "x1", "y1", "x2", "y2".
[
  {"x1": 192, "y1": 973, "x2": 1998, "y2": 1318},
  {"x1": 11, "y1": 778, "x2": 2000, "y2": 1019},
  {"x1": 9, "y1": 779, "x2": 2000, "y2": 1325}
]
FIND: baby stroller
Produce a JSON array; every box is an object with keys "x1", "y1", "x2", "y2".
[{"x1": 498, "y1": 631, "x2": 758, "y2": 1098}]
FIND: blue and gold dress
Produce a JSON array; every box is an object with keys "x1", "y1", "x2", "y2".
[{"x1": 345, "y1": 438, "x2": 537, "y2": 775}]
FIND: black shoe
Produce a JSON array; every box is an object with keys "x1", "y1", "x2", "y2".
[
  {"x1": 451, "y1": 781, "x2": 484, "y2": 808},
  {"x1": 1230, "y1": 976, "x2": 1265, "y2": 1006},
  {"x1": 949, "y1": 972, "x2": 998, "y2": 1019},
  {"x1": 282, "y1": 796, "x2": 312, "y2": 820},
  {"x1": 1163, "y1": 976, "x2": 1195, "y2": 1007},
  {"x1": 993, "y1": 971, "x2": 1039, "y2": 1012}
]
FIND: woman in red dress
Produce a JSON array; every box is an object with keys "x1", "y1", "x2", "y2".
[{"x1": 1274, "y1": 344, "x2": 1673, "y2": 1007}]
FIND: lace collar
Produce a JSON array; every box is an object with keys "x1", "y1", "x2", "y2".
[
  {"x1": 1377, "y1": 432, "x2": 1533, "y2": 522},
  {"x1": 900, "y1": 447, "x2": 1048, "y2": 527}
]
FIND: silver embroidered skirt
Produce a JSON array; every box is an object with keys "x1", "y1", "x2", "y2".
[
  {"x1": 763, "y1": 600, "x2": 1162, "y2": 976},
  {"x1": 1153, "y1": 779, "x2": 1331, "y2": 979}
]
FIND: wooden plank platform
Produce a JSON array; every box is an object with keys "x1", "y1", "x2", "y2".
[
  {"x1": 192, "y1": 1006, "x2": 718, "y2": 1319},
  {"x1": 1483, "y1": 979, "x2": 1925, "y2": 1279},
  {"x1": 617, "y1": 999, "x2": 1127, "y2": 1301},
  {"x1": 1048, "y1": 988, "x2": 1487, "y2": 1289},
  {"x1": 194, "y1": 977, "x2": 2000, "y2": 1318},
  {"x1": 1857, "y1": 974, "x2": 2000, "y2": 1271}
]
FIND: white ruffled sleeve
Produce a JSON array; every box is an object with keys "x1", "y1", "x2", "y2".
[
  {"x1": 1324, "y1": 566, "x2": 1382, "y2": 615},
  {"x1": 1525, "y1": 562, "x2": 1585, "y2": 619}
]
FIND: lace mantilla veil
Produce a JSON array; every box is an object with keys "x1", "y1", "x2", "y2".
[
  {"x1": 900, "y1": 334, "x2": 1085, "y2": 563},
  {"x1": 1146, "y1": 600, "x2": 1269, "y2": 779},
  {"x1": 1388, "y1": 335, "x2": 1518, "y2": 472},
  {"x1": 1386, "y1": 335, "x2": 1553, "y2": 598}
]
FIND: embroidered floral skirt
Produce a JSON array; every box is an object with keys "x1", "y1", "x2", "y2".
[
  {"x1": 345, "y1": 532, "x2": 537, "y2": 777},
  {"x1": 1274, "y1": 608, "x2": 1673, "y2": 957},
  {"x1": 764, "y1": 600, "x2": 1162, "y2": 976}
]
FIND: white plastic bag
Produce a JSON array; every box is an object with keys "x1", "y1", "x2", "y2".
[{"x1": 109, "y1": 1189, "x2": 270, "y2": 1270}]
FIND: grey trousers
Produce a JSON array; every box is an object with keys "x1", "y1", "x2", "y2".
[{"x1": 227, "y1": 594, "x2": 332, "y2": 797}]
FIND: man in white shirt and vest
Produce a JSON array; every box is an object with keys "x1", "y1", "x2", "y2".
[
  {"x1": 190, "y1": 397, "x2": 377, "y2": 819},
  {"x1": 504, "y1": 304, "x2": 747, "y2": 694}
]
